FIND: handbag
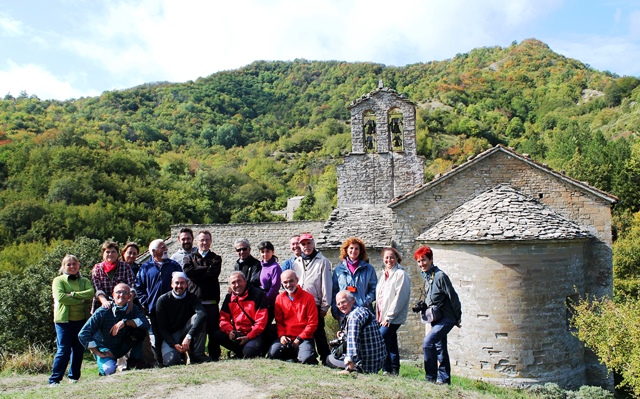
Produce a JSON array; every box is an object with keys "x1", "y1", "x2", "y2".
[{"x1": 423, "y1": 305, "x2": 442, "y2": 323}]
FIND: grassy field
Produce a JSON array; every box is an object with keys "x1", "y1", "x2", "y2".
[{"x1": 0, "y1": 357, "x2": 538, "y2": 399}]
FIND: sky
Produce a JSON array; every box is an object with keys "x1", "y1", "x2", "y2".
[{"x1": 1, "y1": 0, "x2": 640, "y2": 101}]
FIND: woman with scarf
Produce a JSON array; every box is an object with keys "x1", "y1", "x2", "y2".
[
  {"x1": 91, "y1": 241, "x2": 136, "y2": 314},
  {"x1": 375, "y1": 247, "x2": 411, "y2": 375},
  {"x1": 415, "y1": 245, "x2": 462, "y2": 385},
  {"x1": 331, "y1": 237, "x2": 377, "y2": 322},
  {"x1": 49, "y1": 254, "x2": 95, "y2": 386}
]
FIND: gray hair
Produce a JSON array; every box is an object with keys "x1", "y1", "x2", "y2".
[
  {"x1": 149, "y1": 239, "x2": 164, "y2": 253},
  {"x1": 229, "y1": 271, "x2": 246, "y2": 282},
  {"x1": 233, "y1": 238, "x2": 251, "y2": 249},
  {"x1": 337, "y1": 290, "x2": 355, "y2": 302}
]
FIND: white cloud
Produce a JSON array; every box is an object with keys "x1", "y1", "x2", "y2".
[
  {"x1": 0, "y1": 60, "x2": 98, "y2": 100},
  {"x1": 550, "y1": 35, "x2": 640, "y2": 76},
  {"x1": 0, "y1": 14, "x2": 24, "y2": 37}
]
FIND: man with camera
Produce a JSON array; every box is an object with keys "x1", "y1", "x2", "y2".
[
  {"x1": 267, "y1": 270, "x2": 318, "y2": 364},
  {"x1": 326, "y1": 290, "x2": 386, "y2": 374},
  {"x1": 212, "y1": 271, "x2": 269, "y2": 360}
]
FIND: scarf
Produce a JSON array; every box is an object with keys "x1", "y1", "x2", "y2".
[
  {"x1": 301, "y1": 249, "x2": 318, "y2": 261},
  {"x1": 103, "y1": 260, "x2": 117, "y2": 274},
  {"x1": 65, "y1": 272, "x2": 80, "y2": 280},
  {"x1": 345, "y1": 257, "x2": 359, "y2": 274}
]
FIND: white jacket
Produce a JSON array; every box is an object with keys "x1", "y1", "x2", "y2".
[
  {"x1": 375, "y1": 264, "x2": 411, "y2": 325},
  {"x1": 292, "y1": 252, "x2": 333, "y2": 313}
]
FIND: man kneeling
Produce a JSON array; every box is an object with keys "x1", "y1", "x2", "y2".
[
  {"x1": 155, "y1": 272, "x2": 208, "y2": 366},
  {"x1": 267, "y1": 270, "x2": 318, "y2": 364},
  {"x1": 326, "y1": 290, "x2": 386, "y2": 374},
  {"x1": 212, "y1": 271, "x2": 268, "y2": 360},
  {"x1": 78, "y1": 283, "x2": 149, "y2": 375}
]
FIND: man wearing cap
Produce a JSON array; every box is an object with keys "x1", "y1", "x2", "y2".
[
  {"x1": 291, "y1": 233, "x2": 332, "y2": 364},
  {"x1": 233, "y1": 238, "x2": 262, "y2": 289},
  {"x1": 183, "y1": 230, "x2": 222, "y2": 361},
  {"x1": 154, "y1": 272, "x2": 208, "y2": 366}
]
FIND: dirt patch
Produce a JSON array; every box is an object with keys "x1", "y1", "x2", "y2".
[{"x1": 148, "y1": 380, "x2": 276, "y2": 399}]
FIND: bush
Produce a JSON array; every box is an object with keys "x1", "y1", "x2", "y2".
[
  {"x1": 0, "y1": 237, "x2": 100, "y2": 353},
  {"x1": 527, "y1": 383, "x2": 566, "y2": 399},
  {"x1": 566, "y1": 386, "x2": 613, "y2": 399}
]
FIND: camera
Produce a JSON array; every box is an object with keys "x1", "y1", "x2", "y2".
[
  {"x1": 412, "y1": 300, "x2": 428, "y2": 313},
  {"x1": 231, "y1": 330, "x2": 242, "y2": 343},
  {"x1": 328, "y1": 337, "x2": 345, "y2": 348},
  {"x1": 280, "y1": 341, "x2": 293, "y2": 352}
]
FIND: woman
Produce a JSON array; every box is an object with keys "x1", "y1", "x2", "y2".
[
  {"x1": 331, "y1": 237, "x2": 377, "y2": 322},
  {"x1": 375, "y1": 247, "x2": 411, "y2": 375},
  {"x1": 415, "y1": 245, "x2": 461, "y2": 385},
  {"x1": 121, "y1": 242, "x2": 141, "y2": 277},
  {"x1": 91, "y1": 241, "x2": 136, "y2": 314},
  {"x1": 49, "y1": 254, "x2": 95, "y2": 386},
  {"x1": 258, "y1": 241, "x2": 282, "y2": 322}
]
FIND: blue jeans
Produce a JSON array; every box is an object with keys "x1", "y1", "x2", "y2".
[
  {"x1": 380, "y1": 323, "x2": 401, "y2": 373},
  {"x1": 49, "y1": 320, "x2": 86, "y2": 383},
  {"x1": 423, "y1": 318, "x2": 456, "y2": 382}
]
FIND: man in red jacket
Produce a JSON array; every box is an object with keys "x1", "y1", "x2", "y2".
[
  {"x1": 212, "y1": 271, "x2": 268, "y2": 360},
  {"x1": 267, "y1": 270, "x2": 319, "y2": 364}
]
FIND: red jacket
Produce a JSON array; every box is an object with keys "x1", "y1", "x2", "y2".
[
  {"x1": 275, "y1": 285, "x2": 318, "y2": 340},
  {"x1": 219, "y1": 286, "x2": 268, "y2": 340}
]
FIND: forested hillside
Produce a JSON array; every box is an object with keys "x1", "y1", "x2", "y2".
[{"x1": 1, "y1": 38, "x2": 640, "y2": 279}]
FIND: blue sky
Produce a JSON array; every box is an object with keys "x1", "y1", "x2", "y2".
[{"x1": 1, "y1": 0, "x2": 639, "y2": 101}]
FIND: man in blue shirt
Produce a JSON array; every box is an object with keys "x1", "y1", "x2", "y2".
[
  {"x1": 280, "y1": 235, "x2": 300, "y2": 271},
  {"x1": 78, "y1": 283, "x2": 149, "y2": 375},
  {"x1": 136, "y1": 239, "x2": 182, "y2": 363}
]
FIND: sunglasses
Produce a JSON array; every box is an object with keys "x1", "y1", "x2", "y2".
[{"x1": 235, "y1": 247, "x2": 248, "y2": 252}]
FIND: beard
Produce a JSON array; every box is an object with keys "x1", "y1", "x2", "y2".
[
  {"x1": 284, "y1": 287, "x2": 297, "y2": 295},
  {"x1": 182, "y1": 242, "x2": 193, "y2": 251}
]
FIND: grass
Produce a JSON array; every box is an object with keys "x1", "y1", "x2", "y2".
[{"x1": 0, "y1": 357, "x2": 540, "y2": 399}]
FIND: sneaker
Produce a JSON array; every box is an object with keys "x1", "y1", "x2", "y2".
[
  {"x1": 49, "y1": 382, "x2": 60, "y2": 387},
  {"x1": 68, "y1": 379, "x2": 78, "y2": 384}
]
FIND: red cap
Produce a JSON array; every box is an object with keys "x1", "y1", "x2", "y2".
[{"x1": 299, "y1": 233, "x2": 313, "y2": 242}]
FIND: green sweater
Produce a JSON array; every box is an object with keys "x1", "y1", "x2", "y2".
[{"x1": 52, "y1": 274, "x2": 95, "y2": 323}]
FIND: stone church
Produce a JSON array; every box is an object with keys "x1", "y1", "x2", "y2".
[{"x1": 169, "y1": 84, "x2": 616, "y2": 389}]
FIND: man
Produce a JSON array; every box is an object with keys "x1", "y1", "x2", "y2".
[
  {"x1": 183, "y1": 230, "x2": 222, "y2": 361},
  {"x1": 291, "y1": 233, "x2": 332, "y2": 364},
  {"x1": 267, "y1": 270, "x2": 318, "y2": 364},
  {"x1": 78, "y1": 283, "x2": 150, "y2": 375},
  {"x1": 212, "y1": 271, "x2": 268, "y2": 360},
  {"x1": 280, "y1": 235, "x2": 301, "y2": 271},
  {"x1": 171, "y1": 227, "x2": 197, "y2": 267},
  {"x1": 155, "y1": 272, "x2": 208, "y2": 366},
  {"x1": 233, "y1": 238, "x2": 262, "y2": 289},
  {"x1": 326, "y1": 290, "x2": 386, "y2": 374},
  {"x1": 135, "y1": 239, "x2": 182, "y2": 361}
]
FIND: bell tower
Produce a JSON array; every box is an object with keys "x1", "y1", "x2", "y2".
[{"x1": 337, "y1": 83, "x2": 425, "y2": 206}]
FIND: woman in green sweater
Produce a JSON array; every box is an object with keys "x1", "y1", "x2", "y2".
[{"x1": 48, "y1": 255, "x2": 95, "y2": 386}]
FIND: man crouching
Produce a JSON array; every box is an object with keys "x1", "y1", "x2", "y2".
[
  {"x1": 326, "y1": 290, "x2": 386, "y2": 374},
  {"x1": 78, "y1": 283, "x2": 149, "y2": 375}
]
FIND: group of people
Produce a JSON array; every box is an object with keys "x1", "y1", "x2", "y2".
[{"x1": 49, "y1": 229, "x2": 462, "y2": 387}]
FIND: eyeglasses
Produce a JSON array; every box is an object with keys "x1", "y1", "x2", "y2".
[
  {"x1": 114, "y1": 290, "x2": 130, "y2": 295},
  {"x1": 235, "y1": 247, "x2": 248, "y2": 252}
]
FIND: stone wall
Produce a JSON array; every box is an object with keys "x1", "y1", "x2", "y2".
[
  {"x1": 337, "y1": 153, "x2": 425, "y2": 206},
  {"x1": 169, "y1": 221, "x2": 325, "y2": 280},
  {"x1": 389, "y1": 149, "x2": 614, "y2": 387},
  {"x1": 426, "y1": 241, "x2": 589, "y2": 389}
]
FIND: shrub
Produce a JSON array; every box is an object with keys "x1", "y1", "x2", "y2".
[
  {"x1": 527, "y1": 383, "x2": 566, "y2": 399},
  {"x1": 566, "y1": 386, "x2": 614, "y2": 399},
  {"x1": 0, "y1": 237, "x2": 100, "y2": 353}
]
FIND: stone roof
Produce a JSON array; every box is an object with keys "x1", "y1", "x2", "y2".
[
  {"x1": 348, "y1": 86, "x2": 415, "y2": 109},
  {"x1": 417, "y1": 185, "x2": 593, "y2": 242},
  {"x1": 315, "y1": 206, "x2": 394, "y2": 249},
  {"x1": 389, "y1": 145, "x2": 618, "y2": 208}
]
